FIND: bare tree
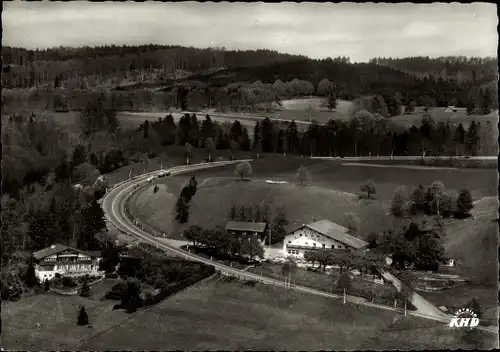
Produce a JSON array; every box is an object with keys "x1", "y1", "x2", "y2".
[
  {"x1": 205, "y1": 137, "x2": 215, "y2": 162},
  {"x1": 296, "y1": 165, "x2": 311, "y2": 186},
  {"x1": 184, "y1": 142, "x2": 193, "y2": 165},
  {"x1": 229, "y1": 139, "x2": 239, "y2": 160},
  {"x1": 342, "y1": 212, "x2": 360, "y2": 234}
]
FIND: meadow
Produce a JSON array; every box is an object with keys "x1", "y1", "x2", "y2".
[
  {"x1": 44, "y1": 97, "x2": 498, "y2": 135},
  {"x1": 75, "y1": 278, "x2": 496, "y2": 350},
  {"x1": 1, "y1": 278, "x2": 127, "y2": 351},
  {"x1": 128, "y1": 156, "x2": 497, "y2": 240}
]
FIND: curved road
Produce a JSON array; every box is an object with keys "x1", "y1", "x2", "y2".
[{"x1": 101, "y1": 161, "x2": 497, "y2": 334}]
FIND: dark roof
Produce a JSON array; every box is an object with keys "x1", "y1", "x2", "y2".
[
  {"x1": 289, "y1": 220, "x2": 368, "y2": 250},
  {"x1": 33, "y1": 244, "x2": 101, "y2": 260},
  {"x1": 86, "y1": 251, "x2": 102, "y2": 258},
  {"x1": 225, "y1": 221, "x2": 267, "y2": 233}
]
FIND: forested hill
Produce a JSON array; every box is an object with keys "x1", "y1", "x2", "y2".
[
  {"x1": 2, "y1": 45, "x2": 497, "y2": 110},
  {"x1": 369, "y1": 56, "x2": 497, "y2": 83}
]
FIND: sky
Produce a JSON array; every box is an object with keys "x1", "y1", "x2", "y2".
[{"x1": 2, "y1": 2, "x2": 498, "y2": 62}]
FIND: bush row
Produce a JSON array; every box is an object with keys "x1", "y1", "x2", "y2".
[{"x1": 142, "y1": 265, "x2": 215, "y2": 307}]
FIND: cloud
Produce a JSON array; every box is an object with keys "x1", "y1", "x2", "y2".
[{"x1": 2, "y1": 2, "x2": 497, "y2": 62}]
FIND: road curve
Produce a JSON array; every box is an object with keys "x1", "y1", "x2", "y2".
[{"x1": 101, "y1": 161, "x2": 498, "y2": 334}]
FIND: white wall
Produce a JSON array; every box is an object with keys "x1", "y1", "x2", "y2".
[
  {"x1": 283, "y1": 227, "x2": 351, "y2": 258},
  {"x1": 35, "y1": 264, "x2": 101, "y2": 281}
]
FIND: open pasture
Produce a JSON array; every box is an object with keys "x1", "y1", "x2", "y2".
[
  {"x1": 128, "y1": 156, "x2": 496, "y2": 243},
  {"x1": 1, "y1": 279, "x2": 131, "y2": 351},
  {"x1": 174, "y1": 156, "x2": 497, "y2": 201},
  {"x1": 442, "y1": 196, "x2": 499, "y2": 286},
  {"x1": 75, "y1": 278, "x2": 495, "y2": 350}
]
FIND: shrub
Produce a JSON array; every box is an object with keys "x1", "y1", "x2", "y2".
[
  {"x1": 243, "y1": 280, "x2": 257, "y2": 287},
  {"x1": 79, "y1": 281, "x2": 92, "y2": 298},
  {"x1": 104, "y1": 282, "x2": 128, "y2": 300},
  {"x1": 77, "y1": 306, "x2": 89, "y2": 326},
  {"x1": 62, "y1": 276, "x2": 77, "y2": 288}
]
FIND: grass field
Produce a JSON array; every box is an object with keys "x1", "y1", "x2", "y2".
[
  {"x1": 128, "y1": 156, "x2": 497, "y2": 239},
  {"x1": 3, "y1": 276, "x2": 496, "y2": 350},
  {"x1": 1, "y1": 278, "x2": 128, "y2": 351},
  {"x1": 443, "y1": 197, "x2": 499, "y2": 286},
  {"x1": 128, "y1": 162, "x2": 391, "y2": 240},
  {"x1": 74, "y1": 278, "x2": 496, "y2": 350}
]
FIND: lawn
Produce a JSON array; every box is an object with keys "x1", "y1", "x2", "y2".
[{"x1": 76, "y1": 278, "x2": 496, "y2": 350}]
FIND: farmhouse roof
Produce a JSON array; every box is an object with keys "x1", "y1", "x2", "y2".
[
  {"x1": 225, "y1": 221, "x2": 267, "y2": 233},
  {"x1": 33, "y1": 243, "x2": 101, "y2": 260},
  {"x1": 290, "y1": 220, "x2": 369, "y2": 250}
]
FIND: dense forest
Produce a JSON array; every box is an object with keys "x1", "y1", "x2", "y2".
[{"x1": 2, "y1": 46, "x2": 498, "y2": 113}]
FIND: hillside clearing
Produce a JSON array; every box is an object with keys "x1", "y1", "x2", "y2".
[{"x1": 75, "y1": 278, "x2": 496, "y2": 350}]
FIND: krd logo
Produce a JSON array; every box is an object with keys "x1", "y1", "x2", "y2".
[{"x1": 449, "y1": 308, "x2": 479, "y2": 329}]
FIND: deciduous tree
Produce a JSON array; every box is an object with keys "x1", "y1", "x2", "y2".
[
  {"x1": 360, "y1": 180, "x2": 376, "y2": 199},
  {"x1": 234, "y1": 161, "x2": 252, "y2": 181}
]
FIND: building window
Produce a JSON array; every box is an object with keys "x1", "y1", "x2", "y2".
[
  {"x1": 305, "y1": 242, "x2": 308, "y2": 245},
  {"x1": 322, "y1": 244, "x2": 325, "y2": 248},
  {"x1": 288, "y1": 241, "x2": 291, "y2": 243},
  {"x1": 300, "y1": 234, "x2": 302, "y2": 236},
  {"x1": 345, "y1": 245, "x2": 349, "y2": 249},
  {"x1": 331, "y1": 245, "x2": 335, "y2": 249},
  {"x1": 313, "y1": 243, "x2": 316, "y2": 247}
]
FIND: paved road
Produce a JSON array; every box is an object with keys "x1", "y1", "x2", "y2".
[
  {"x1": 101, "y1": 161, "x2": 498, "y2": 334},
  {"x1": 378, "y1": 269, "x2": 450, "y2": 320}
]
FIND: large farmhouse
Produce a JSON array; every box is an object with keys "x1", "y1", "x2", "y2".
[
  {"x1": 32, "y1": 244, "x2": 103, "y2": 281},
  {"x1": 225, "y1": 221, "x2": 267, "y2": 244},
  {"x1": 283, "y1": 219, "x2": 368, "y2": 258}
]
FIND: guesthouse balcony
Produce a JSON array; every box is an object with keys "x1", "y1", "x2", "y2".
[{"x1": 286, "y1": 244, "x2": 351, "y2": 252}]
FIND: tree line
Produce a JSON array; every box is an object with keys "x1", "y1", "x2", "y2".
[
  {"x1": 3, "y1": 45, "x2": 497, "y2": 113},
  {"x1": 183, "y1": 225, "x2": 265, "y2": 262},
  {"x1": 149, "y1": 111, "x2": 496, "y2": 159},
  {"x1": 390, "y1": 182, "x2": 474, "y2": 219}
]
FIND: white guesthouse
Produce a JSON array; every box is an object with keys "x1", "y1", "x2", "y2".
[
  {"x1": 33, "y1": 244, "x2": 103, "y2": 281},
  {"x1": 283, "y1": 219, "x2": 368, "y2": 259}
]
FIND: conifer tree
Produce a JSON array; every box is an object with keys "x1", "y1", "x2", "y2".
[{"x1": 77, "y1": 305, "x2": 89, "y2": 326}]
